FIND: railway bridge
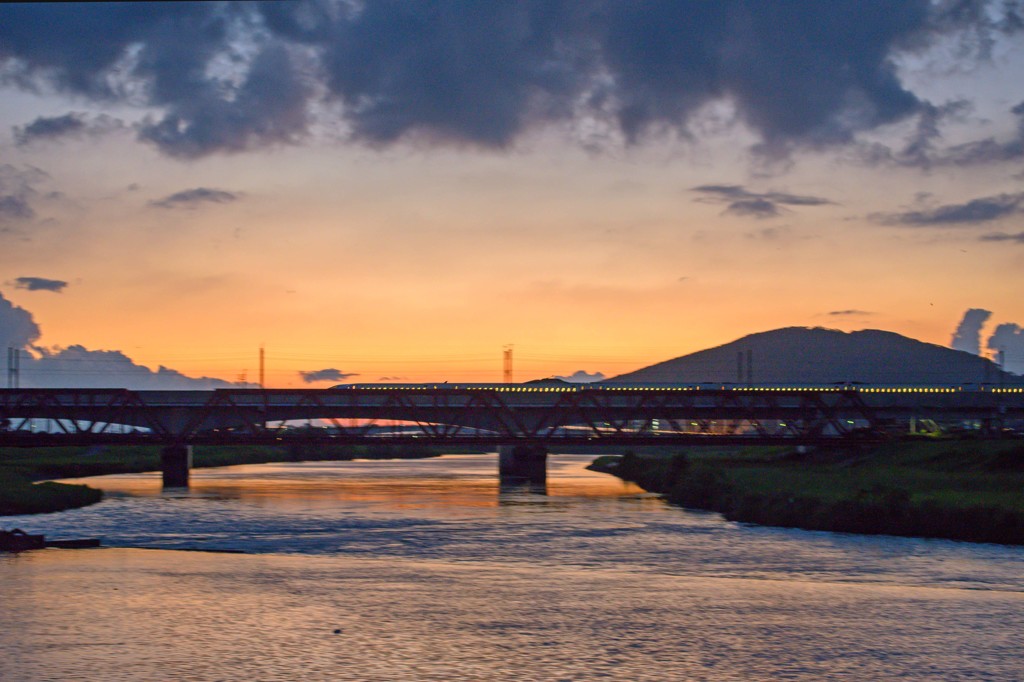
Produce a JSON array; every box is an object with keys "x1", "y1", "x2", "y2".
[{"x1": 2, "y1": 383, "x2": 1022, "y2": 486}]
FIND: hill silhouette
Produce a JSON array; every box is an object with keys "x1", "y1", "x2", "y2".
[{"x1": 611, "y1": 327, "x2": 1019, "y2": 385}]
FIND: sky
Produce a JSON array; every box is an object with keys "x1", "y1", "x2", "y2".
[{"x1": 2, "y1": 0, "x2": 1024, "y2": 387}]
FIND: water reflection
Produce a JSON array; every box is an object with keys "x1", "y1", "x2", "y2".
[
  {"x1": 63, "y1": 454, "x2": 641, "y2": 513},
  {"x1": 498, "y1": 478, "x2": 548, "y2": 498}
]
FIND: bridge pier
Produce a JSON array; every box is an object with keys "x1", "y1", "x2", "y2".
[
  {"x1": 161, "y1": 444, "x2": 192, "y2": 488},
  {"x1": 498, "y1": 444, "x2": 547, "y2": 485}
]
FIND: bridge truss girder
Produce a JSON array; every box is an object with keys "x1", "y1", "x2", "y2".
[{"x1": 0, "y1": 386, "x2": 898, "y2": 447}]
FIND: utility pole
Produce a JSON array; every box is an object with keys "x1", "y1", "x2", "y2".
[
  {"x1": 6, "y1": 347, "x2": 20, "y2": 389},
  {"x1": 503, "y1": 345, "x2": 513, "y2": 383},
  {"x1": 259, "y1": 345, "x2": 265, "y2": 389}
]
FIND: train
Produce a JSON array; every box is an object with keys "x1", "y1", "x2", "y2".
[{"x1": 332, "y1": 380, "x2": 1024, "y2": 394}]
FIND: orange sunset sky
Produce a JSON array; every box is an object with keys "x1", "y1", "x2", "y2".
[{"x1": 2, "y1": 2, "x2": 1023, "y2": 387}]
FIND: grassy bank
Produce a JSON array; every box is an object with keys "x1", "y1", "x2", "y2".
[
  {"x1": 0, "y1": 443, "x2": 448, "y2": 517},
  {"x1": 0, "y1": 469, "x2": 103, "y2": 516},
  {"x1": 589, "y1": 439, "x2": 1024, "y2": 545}
]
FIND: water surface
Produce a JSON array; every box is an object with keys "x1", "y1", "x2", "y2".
[{"x1": 2, "y1": 454, "x2": 1021, "y2": 680}]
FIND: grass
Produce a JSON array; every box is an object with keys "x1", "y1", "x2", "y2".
[
  {"x1": 713, "y1": 441, "x2": 1024, "y2": 513},
  {"x1": 589, "y1": 439, "x2": 1024, "y2": 545},
  {"x1": 0, "y1": 469, "x2": 102, "y2": 516}
]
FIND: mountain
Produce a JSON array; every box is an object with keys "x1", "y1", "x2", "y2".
[{"x1": 611, "y1": 327, "x2": 1019, "y2": 385}]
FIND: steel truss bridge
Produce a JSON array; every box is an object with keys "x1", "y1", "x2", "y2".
[{"x1": 2, "y1": 384, "x2": 1023, "y2": 448}]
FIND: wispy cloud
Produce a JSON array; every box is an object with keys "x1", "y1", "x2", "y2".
[
  {"x1": 860, "y1": 100, "x2": 1024, "y2": 169},
  {"x1": 872, "y1": 193, "x2": 1024, "y2": 226},
  {"x1": 692, "y1": 184, "x2": 834, "y2": 220},
  {"x1": 0, "y1": 164, "x2": 48, "y2": 225},
  {"x1": 149, "y1": 187, "x2": 240, "y2": 210},
  {"x1": 826, "y1": 309, "x2": 873, "y2": 317},
  {"x1": 980, "y1": 231, "x2": 1024, "y2": 243},
  {"x1": 13, "y1": 112, "x2": 125, "y2": 146}
]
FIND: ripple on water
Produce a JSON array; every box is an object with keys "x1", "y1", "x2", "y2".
[{"x1": 2, "y1": 454, "x2": 1023, "y2": 680}]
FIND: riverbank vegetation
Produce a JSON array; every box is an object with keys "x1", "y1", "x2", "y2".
[
  {"x1": 588, "y1": 439, "x2": 1024, "y2": 545},
  {"x1": 0, "y1": 443, "x2": 448, "y2": 516}
]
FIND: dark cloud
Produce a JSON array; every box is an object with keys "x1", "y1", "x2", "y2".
[
  {"x1": 299, "y1": 368, "x2": 359, "y2": 383},
  {"x1": 693, "y1": 184, "x2": 833, "y2": 219},
  {"x1": 149, "y1": 187, "x2": 239, "y2": 209},
  {"x1": 13, "y1": 112, "x2": 125, "y2": 146},
  {"x1": 980, "y1": 231, "x2": 1024, "y2": 243},
  {"x1": 13, "y1": 277, "x2": 67, "y2": 293},
  {"x1": 603, "y1": 2, "x2": 930, "y2": 153},
  {"x1": 554, "y1": 370, "x2": 606, "y2": 383},
  {"x1": 1, "y1": 4, "x2": 310, "y2": 158},
  {"x1": 874, "y1": 192, "x2": 1024, "y2": 226},
  {"x1": 0, "y1": 290, "x2": 41, "y2": 349},
  {"x1": 136, "y1": 43, "x2": 312, "y2": 158},
  {"x1": 987, "y1": 323, "x2": 1024, "y2": 374},
  {"x1": 1, "y1": 2, "x2": 1017, "y2": 158},
  {"x1": 951, "y1": 308, "x2": 992, "y2": 355},
  {"x1": 317, "y1": 2, "x2": 585, "y2": 147},
  {"x1": 0, "y1": 164, "x2": 47, "y2": 225},
  {"x1": 0, "y1": 4, "x2": 213, "y2": 98}
]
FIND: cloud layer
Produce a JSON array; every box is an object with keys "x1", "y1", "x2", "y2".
[{"x1": 3, "y1": 1, "x2": 1020, "y2": 159}]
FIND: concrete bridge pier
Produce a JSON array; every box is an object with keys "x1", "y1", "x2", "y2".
[
  {"x1": 161, "y1": 444, "x2": 192, "y2": 488},
  {"x1": 498, "y1": 444, "x2": 547, "y2": 485}
]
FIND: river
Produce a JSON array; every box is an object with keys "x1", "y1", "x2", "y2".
[{"x1": 1, "y1": 453, "x2": 1022, "y2": 681}]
